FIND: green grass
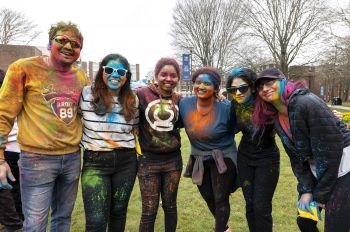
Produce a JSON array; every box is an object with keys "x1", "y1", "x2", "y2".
[{"x1": 68, "y1": 131, "x2": 325, "y2": 232}]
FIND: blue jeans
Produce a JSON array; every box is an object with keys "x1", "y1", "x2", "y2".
[{"x1": 18, "y1": 151, "x2": 81, "y2": 232}]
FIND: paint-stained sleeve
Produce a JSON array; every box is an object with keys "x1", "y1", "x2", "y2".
[
  {"x1": 228, "y1": 101, "x2": 236, "y2": 134},
  {"x1": 294, "y1": 94, "x2": 343, "y2": 204},
  {"x1": 0, "y1": 62, "x2": 25, "y2": 151},
  {"x1": 177, "y1": 98, "x2": 184, "y2": 129}
]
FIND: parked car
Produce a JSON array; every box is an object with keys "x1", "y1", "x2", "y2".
[{"x1": 331, "y1": 97, "x2": 342, "y2": 105}]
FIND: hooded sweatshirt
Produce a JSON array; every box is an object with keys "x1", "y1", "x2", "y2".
[{"x1": 135, "y1": 84, "x2": 181, "y2": 160}]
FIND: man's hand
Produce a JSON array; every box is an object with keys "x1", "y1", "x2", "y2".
[
  {"x1": 0, "y1": 161, "x2": 15, "y2": 189},
  {"x1": 297, "y1": 193, "x2": 313, "y2": 214}
]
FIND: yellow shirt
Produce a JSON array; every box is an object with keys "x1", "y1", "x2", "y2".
[{"x1": 0, "y1": 56, "x2": 89, "y2": 155}]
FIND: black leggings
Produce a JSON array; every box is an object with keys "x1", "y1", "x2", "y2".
[
  {"x1": 238, "y1": 157, "x2": 279, "y2": 232},
  {"x1": 138, "y1": 155, "x2": 182, "y2": 232},
  {"x1": 197, "y1": 158, "x2": 236, "y2": 232}
]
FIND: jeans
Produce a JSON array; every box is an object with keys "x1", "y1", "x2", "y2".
[
  {"x1": 81, "y1": 149, "x2": 137, "y2": 232},
  {"x1": 18, "y1": 150, "x2": 81, "y2": 232},
  {"x1": 238, "y1": 157, "x2": 280, "y2": 232},
  {"x1": 138, "y1": 154, "x2": 182, "y2": 232},
  {"x1": 197, "y1": 158, "x2": 236, "y2": 232},
  {"x1": 0, "y1": 151, "x2": 23, "y2": 231}
]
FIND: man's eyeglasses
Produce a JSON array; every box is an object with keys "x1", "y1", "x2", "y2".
[
  {"x1": 54, "y1": 35, "x2": 81, "y2": 49},
  {"x1": 227, "y1": 85, "x2": 249, "y2": 94},
  {"x1": 256, "y1": 79, "x2": 278, "y2": 91},
  {"x1": 102, "y1": 66, "x2": 128, "y2": 76}
]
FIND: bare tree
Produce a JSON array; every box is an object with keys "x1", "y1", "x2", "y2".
[
  {"x1": 0, "y1": 8, "x2": 40, "y2": 45},
  {"x1": 245, "y1": 0, "x2": 328, "y2": 76},
  {"x1": 170, "y1": 0, "x2": 244, "y2": 73}
]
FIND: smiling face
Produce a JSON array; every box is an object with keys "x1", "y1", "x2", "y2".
[
  {"x1": 193, "y1": 74, "x2": 215, "y2": 99},
  {"x1": 257, "y1": 78, "x2": 280, "y2": 103},
  {"x1": 49, "y1": 30, "x2": 81, "y2": 67},
  {"x1": 230, "y1": 78, "x2": 252, "y2": 104},
  {"x1": 156, "y1": 65, "x2": 179, "y2": 96},
  {"x1": 102, "y1": 60, "x2": 128, "y2": 94}
]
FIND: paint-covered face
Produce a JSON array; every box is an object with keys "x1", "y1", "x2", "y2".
[
  {"x1": 156, "y1": 65, "x2": 179, "y2": 96},
  {"x1": 102, "y1": 60, "x2": 128, "y2": 92},
  {"x1": 257, "y1": 79, "x2": 280, "y2": 103},
  {"x1": 230, "y1": 78, "x2": 252, "y2": 104},
  {"x1": 193, "y1": 74, "x2": 215, "y2": 99},
  {"x1": 50, "y1": 30, "x2": 81, "y2": 66}
]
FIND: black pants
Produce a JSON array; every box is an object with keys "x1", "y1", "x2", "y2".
[
  {"x1": 297, "y1": 172, "x2": 350, "y2": 232},
  {"x1": 197, "y1": 158, "x2": 236, "y2": 232},
  {"x1": 238, "y1": 157, "x2": 279, "y2": 232},
  {"x1": 81, "y1": 149, "x2": 137, "y2": 232},
  {"x1": 138, "y1": 155, "x2": 182, "y2": 232},
  {"x1": 0, "y1": 151, "x2": 23, "y2": 231}
]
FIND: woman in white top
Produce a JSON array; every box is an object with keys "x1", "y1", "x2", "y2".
[{"x1": 79, "y1": 53, "x2": 139, "y2": 232}]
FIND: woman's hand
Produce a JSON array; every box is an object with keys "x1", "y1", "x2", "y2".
[
  {"x1": 297, "y1": 193, "x2": 313, "y2": 213},
  {"x1": 332, "y1": 110, "x2": 344, "y2": 121},
  {"x1": 316, "y1": 201, "x2": 325, "y2": 209}
]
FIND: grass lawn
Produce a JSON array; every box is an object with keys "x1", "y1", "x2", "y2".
[{"x1": 69, "y1": 131, "x2": 325, "y2": 232}]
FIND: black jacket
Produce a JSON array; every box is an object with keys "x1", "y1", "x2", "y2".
[{"x1": 274, "y1": 88, "x2": 350, "y2": 204}]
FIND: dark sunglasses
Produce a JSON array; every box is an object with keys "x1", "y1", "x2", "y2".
[
  {"x1": 227, "y1": 85, "x2": 249, "y2": 94},
  {"x1": 102, "y1": 66, "x2": 128, "y2": 76},
  {"x1": 54, "y1": 35, "x2": 81, "y2": 49},
  {"x1": 256, "y1": 79, "x2": 278, "y2": 91}
]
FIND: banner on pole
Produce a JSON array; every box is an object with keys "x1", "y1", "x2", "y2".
[{"x1": 182, "y1": 54, "x2": 191, "y2": 81}]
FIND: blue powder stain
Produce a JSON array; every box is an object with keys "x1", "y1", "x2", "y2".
[{"x1": 107, "y1": 112, "x2": 118, "y2": 123}]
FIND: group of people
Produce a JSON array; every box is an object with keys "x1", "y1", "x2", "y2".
[{"x1": 0, "y1": 20, "x2": 349, "y2": 232}]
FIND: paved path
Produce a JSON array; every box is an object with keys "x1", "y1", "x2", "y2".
[{"x1": 327, "y1": 105, "x2": 350, "y2": 111}]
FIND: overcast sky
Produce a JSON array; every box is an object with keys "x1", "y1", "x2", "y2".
[
  {"x1": 1, "y1": 0, "x2": 178, "y2": 79},
  {"x1": 2, "y1": 0, "x2": 350, "y2": 79}
]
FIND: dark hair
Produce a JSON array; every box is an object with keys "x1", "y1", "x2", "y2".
[
  {"x1": 226, "y1": 67, "x2": 257, "y2": 91},
  {"x1": 91, "y1": 53, "x2": 136, "y2": 122},
  {"x1": 154, "y1": 58, "x2": 180, "y2": 79},
  {"x1": 192, "y1": 66, "x2": 222, "y2": 97},
  {"x1": 0, "y1": 69, "x2": 5, "y2": 88},
  {"x1": 48, "y1": 21, "x2": 84, "y2": 49}
]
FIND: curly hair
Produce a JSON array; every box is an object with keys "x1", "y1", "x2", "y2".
[
  {"x1": 226, "y1": 67, "x2": 257, "y2": 91},
  {"x1": 48, "y1": 21, "x2": 84, "y2": 48},
  {"x1": 91, "y1": 53, "x2": 136, "y2": 122}
]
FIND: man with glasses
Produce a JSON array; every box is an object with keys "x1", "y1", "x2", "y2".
[{"x1": 0, "y1": 21, "x2": 89, "y2": 232}]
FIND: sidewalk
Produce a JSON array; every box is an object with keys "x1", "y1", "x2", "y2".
[{"x1": 328, "y1": 105, "x2": 350, "y2": 111}]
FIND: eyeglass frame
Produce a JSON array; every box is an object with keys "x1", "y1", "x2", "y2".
[
  {"x1": 102, "y1": 66, "x2": 128, "y2": 76},
  {"x1": 53, "y1": 35, "x2": 82, "y2": 49},
  {"x1": 256, "y1": 79, "x2": 279, "y2": 91}
]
